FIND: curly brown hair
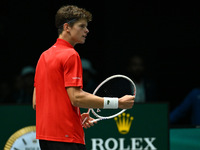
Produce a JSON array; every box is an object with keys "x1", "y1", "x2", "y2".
[{"x1": 55, "y1": 5, "x2": 92, "y2": 35}]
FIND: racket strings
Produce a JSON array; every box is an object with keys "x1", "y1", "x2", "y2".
[{"x1": 93, "y1": 78, "x2": 135, "y2": 117}]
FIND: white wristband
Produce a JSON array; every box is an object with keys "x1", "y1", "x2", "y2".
[{"x1": 103, "y1": 97, "x2": 118, "y2": 109}]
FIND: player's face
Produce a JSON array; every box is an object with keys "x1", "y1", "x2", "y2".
[{"x1": 69, "y1": 19, "x2": 89, "y2": 45}]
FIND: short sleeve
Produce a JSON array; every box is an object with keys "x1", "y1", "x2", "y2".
[{"x1": 64, "y1": 53, "x2": 83, "y2": 88}]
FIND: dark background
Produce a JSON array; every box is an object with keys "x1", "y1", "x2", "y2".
[{"x1": 0, "y1": 1, "x2": 199, "y2": 112}]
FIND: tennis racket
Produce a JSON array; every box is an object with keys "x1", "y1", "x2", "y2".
[{"x1": 83, "y1": 74, "x2": 136, "y2": 124}]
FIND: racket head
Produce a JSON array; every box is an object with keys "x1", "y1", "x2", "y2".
[{"x1": 90, "y1": 74, "x2": 136, "y2": 120}]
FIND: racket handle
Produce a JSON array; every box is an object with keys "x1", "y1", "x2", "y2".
[
  {"x1": 82, "y1": 117, "x2": 101, "y2": 125},
  {"x1": 82, "y1": 117, "x2": 101, "y2": 124},
  {"x1": 89, "y1": 118, "x2": 102, "y2": 123}
]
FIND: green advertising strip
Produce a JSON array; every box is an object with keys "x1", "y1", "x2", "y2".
[{"x1": 1, "y1": 103, "x2": 168, "y2": 150}]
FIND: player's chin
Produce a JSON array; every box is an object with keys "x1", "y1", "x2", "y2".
[
  {"x1": 80, "y1": 41, "x2": 85, "y2": 44},
  {"x1": 76, "y1": 38, "x2": 86, "y2": 45},
  {"x1": 79, "y1": 38, "x2": 86, "y2": 44},
  {"x1": 77, "y1": 41, "x2": 85, "y2": 45}
]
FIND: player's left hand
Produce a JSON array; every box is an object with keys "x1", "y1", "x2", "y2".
[{"x1": 81, "y1": 113, "x2": 97, "y2": 129}]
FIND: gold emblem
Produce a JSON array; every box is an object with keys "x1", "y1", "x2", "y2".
[{"x1": 114, "y1": 113, "x2": 134, "y2": 134}]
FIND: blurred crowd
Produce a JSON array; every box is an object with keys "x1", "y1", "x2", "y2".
[
  {"x1": 0, "y1": 66, "x2": 35, "y2": 104},
  {"x1": 0, "y1": 56, "x2": 199, "y2": 127}
]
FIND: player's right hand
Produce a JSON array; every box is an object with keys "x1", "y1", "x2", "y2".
[{"x1": 118, "y1": 95, "x2": 135, "y2": 109}]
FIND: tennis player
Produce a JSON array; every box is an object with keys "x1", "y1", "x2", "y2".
[{"x1": 32, "y1": 5, "x2": 134, "y2": 150}]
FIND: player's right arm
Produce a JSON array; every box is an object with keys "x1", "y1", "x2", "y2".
[{"x1": 66, "y1": 87, "x2": 134, "y2": 109}]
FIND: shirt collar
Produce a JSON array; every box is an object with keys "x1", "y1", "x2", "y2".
[{"x1": 55, "y1": 38, "x2": 74, "y2": 48}]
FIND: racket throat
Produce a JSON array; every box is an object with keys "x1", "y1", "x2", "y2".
[{"x1": 97, "y1": 108, "x2": 101, "y2": 112}]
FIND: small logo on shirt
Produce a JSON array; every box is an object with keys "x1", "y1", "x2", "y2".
[{"x1": 72, "y1": 77, "x2": 80, "y2": 79}]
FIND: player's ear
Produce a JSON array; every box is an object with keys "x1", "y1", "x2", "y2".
[{"x1": 63, "y1": 23, "x2": 70, "y2": 32}]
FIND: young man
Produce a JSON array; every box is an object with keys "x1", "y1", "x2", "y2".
[{"x1": 33, "y1": 5, "x2": 134, "y2": 150}]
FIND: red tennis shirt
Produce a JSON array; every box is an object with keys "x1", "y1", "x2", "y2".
[{"x1": 34, "y1": 38, "x2": 85, "y2": 144}]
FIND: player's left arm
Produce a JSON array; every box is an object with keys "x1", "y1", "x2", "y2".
[
  {"x1": 66, "y1": 87, "x2": 134, "y2": 109},
  {"x1": 32, "y1": 87, "x2": 36, "y2": 110}
]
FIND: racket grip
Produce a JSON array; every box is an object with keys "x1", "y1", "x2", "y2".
[
  {"x1": 82, "y1": 117, "x2": 101, "y2": 125},
  {"x1": 89, "y1": 118, "x2": 102, "y2": 123}
]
